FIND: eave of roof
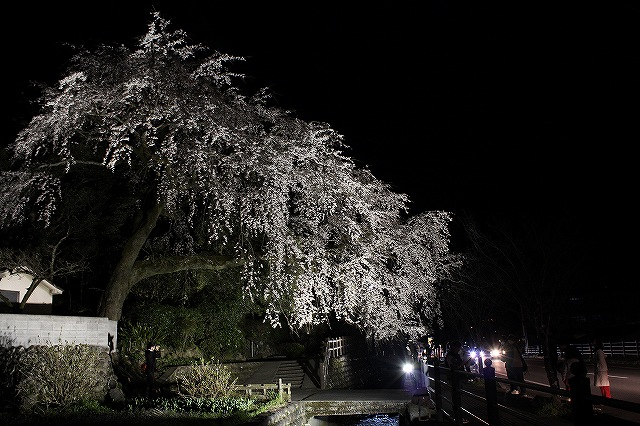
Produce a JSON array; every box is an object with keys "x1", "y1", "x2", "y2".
[{"x1": 0, "y1": 269, "x2": 63, "y2": 295}]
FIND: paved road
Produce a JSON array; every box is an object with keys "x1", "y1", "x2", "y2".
[
  {"x1": 493, "y1": 357, "x2": 640, "y2": 404},
  {"x1": 493, "y1": 357, "x2": 640, "y2": 424}
]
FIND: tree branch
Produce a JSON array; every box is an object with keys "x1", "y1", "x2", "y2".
[
  {"x1": 38, "y1": 160, "x2": 104, "y2": 169},
  {"x1": 130, "y1": 253, "x2": 245, "y2": 285}
]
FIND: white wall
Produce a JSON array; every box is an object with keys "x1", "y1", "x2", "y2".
[{"x1": 0, "y1": 313, "x2": 117, "y2": 350}]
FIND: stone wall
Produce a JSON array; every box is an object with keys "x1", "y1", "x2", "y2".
[
  {"x1": 325, "y1": 356, "x2": 356, "y2": 389},
  {"x1": 0, "y1": 313, "x2": 117, "y2": 350},
  {"x1": 324, "y1": 353, "x2": 380, "y2": 389},
  {"x1": 251, "y1": 401, "x2": 308, "y2": 426}
]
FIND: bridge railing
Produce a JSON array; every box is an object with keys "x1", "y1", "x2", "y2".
[{"x1": 423, "y1": 358, "x2": 640, "y2": 425}]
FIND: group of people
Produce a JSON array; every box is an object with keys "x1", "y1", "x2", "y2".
[
  {"x1": 441, "y1": 336, "x2": 614, "y2": 426},
  {"x1": 442, "y1": 336, "x2": 612, "y2": 398},
  {"x1": 559, "y1": 339, "x2": 611, "y2": 398}
]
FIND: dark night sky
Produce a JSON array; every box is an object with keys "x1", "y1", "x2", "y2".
[{"x1": 3, "y1": 2, "x2": 638, "y2": 288}]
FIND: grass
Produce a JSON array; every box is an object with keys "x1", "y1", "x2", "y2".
[{"x1": 536, "y1": 398, "x2": 571, "y2": 417}]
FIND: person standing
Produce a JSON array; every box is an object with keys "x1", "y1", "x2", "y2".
[
  {"x1": 444, "y1": 341, "x2": 470, "y2": 424},
  {"x1": 560, "y1": 342, "x2": 586, "y2": 391},
  {"x1": 483, "y1": 358, "x2": 499, "y2": 424},
  {"x1": 503, "y1": 334, "x2": 527, "y2": 395},
  {"x1": 568, "y1": 361, "x2": 594, "y2": 425},
  {"x1": 592, "y1": 339, "x2": 611, "y2": 398},
  {"x1": 444, "y1": 341, "x2": 464, "y2": 371},
  {"x1": 145, "y1": 342, "x2": 161, "y2": 398}
]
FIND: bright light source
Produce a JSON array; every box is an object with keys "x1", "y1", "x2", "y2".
[
  {"x1": 479, "y1": 350, "x2": 485, "y2": 358},
  {"x1": 403, "y1": 363, "x2": 413, "y2": 373},
  {"x1": 490, "y1": 349, "x2": 500, "y2": 358},
  {"x1": 469, "y1": 350, "x2": 477, "y2": 359}
]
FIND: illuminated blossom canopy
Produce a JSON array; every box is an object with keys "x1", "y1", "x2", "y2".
[{"x1": 0, "y1": 12, "x2": 460, "y2": 341}]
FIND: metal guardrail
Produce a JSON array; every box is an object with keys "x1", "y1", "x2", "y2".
[
  {"x1": 525, "y1": 341, "x2": 640, "y2": 358},
  {"x1": 423, "y1": 358, "x2": 640, "y2": 425}
]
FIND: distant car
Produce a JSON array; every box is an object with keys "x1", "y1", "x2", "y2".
[{"x1": 490, "y1": 347, "x2": 505, "y2": 359}]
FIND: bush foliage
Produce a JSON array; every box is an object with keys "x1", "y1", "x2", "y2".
[
  {"x1": 119, "y1": 269, "x2": 261, "y2": 363},
  {"x1": 176, "y1": 358, "x2": 238, "y2": 399},
  {"x1": 15, "y1": 344, "x2": 108, "y2": 412}
]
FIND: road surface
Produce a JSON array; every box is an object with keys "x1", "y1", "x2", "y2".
[
  {"x1": 492, "y1": 357, "x2": 640, "y2": 404},
  {"x1": 492, "y1": 356, "x2": 640, "y2": 424}
]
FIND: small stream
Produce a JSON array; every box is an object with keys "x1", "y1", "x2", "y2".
[{"x1": 314, "y1": 413, "x2": 400, "y2": 425}]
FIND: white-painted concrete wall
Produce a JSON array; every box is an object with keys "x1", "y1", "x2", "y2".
[{"x1": 0, "y1": 313, "x2": 117, "y2": 350}]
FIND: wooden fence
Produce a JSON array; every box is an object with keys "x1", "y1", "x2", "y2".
[
  {"x1": 232, "y1": 378, "x2": 291, "y2": 399},
  {"x1": 324, "y1": 336, "x2": 355, "y2": 359}
]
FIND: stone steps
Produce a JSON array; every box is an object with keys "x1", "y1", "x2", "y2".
[{"x1": 273, "y1": 359, "x2": 305, "y2": 388}]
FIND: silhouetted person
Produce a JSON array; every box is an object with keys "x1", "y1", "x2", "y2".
[
  {"x1": 444, "y1": 340, "x2": 465, "y2": 391},
  {"x1": 145, "y1": 342, "x2": 160, "y2": 398},
  {"x1": 444, "y1": 341, "x2": 470, "y2": 424},
  {"x1": 503, "y1": 334, "x2": 526, "y2": 395},
  {"x1": 483, "y1": 358, "x2": 499, "y2": 425},
  {"x1": 560, "y1": 342, "x2": 586, "y2": 391},
  {"x1": 546, "y1": 332, "x2": 561, "y2": 388},
  {"x1": 568, "y1": 361, "x2": 593, "y2": 425}
]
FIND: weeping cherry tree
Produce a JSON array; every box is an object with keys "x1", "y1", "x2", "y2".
[{"x1": 0, "y1": 12, "x2": 460, "y2": 341}]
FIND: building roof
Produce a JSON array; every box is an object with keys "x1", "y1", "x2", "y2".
[{"x1": 0, "y1": 269, "x2": 63, "y2": 295}]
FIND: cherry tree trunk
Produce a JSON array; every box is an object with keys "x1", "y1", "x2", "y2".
[{"x1": 98, "y1": 201, "x2": 162, "y2": 321}]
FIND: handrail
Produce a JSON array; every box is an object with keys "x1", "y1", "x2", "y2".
[{"x1": 425, "y1": 359, "x2": 640, "y2": 425}]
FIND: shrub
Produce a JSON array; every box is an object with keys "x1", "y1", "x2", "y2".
[
  {"x1": 537, "y1": 397, "x2": 570, "y2": 417},
  {"x1": 0, "y1": 346, "x2": 23, "y2": 400},
  {"x1": 125, "y1": 393, "x2": 287, "y2": 424},
  {"x1": 176, "y1": 358, "x2": 238, "y2": 399},
  {"x1": 121, "y1": 270, "x2": 258, "y2": 362},
  {"x1": 117, "y1": 319, "x2": 168, "y2": 364},
  {"x1": 277, "y1": 342, "x2": 305, "y2": 358},
  {"x1": 16, "y1": 344, "x2": 107, "y2": 413},
  {"x1": 152, "y1": 395, "x2": 256, "y2": 414}
]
